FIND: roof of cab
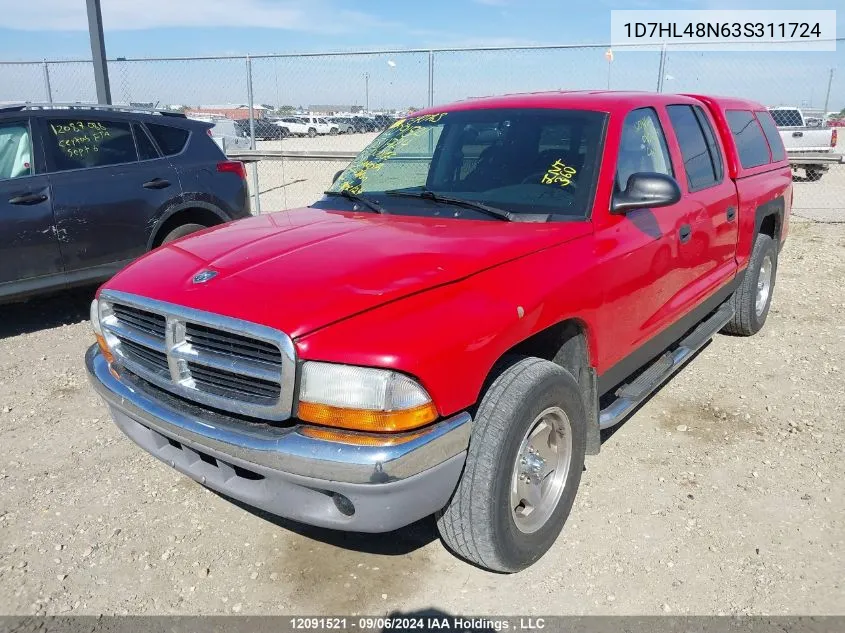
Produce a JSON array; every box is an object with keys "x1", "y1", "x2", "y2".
[
  {"x1": 414, "y1": 90, "x2": 706, "y2": 116},
  {"x1": 681, "y1": 94, "x2": 768, "y2": 112}
]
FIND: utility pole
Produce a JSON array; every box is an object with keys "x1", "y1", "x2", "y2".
[
  {"x1": 823, "y1": 68, "x2": 835, "y2": 115},
  {"x1": 364, "y1": 72, "x2": 370, "y2": 112},
  {"x1": 86, "y1": 0, "x2": 112, "y2": 104}
]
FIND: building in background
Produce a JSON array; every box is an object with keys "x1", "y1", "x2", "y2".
[
  {"x1": 184, "y1": 104, "x2": 267, "y2": 120},
  {"x1": 308, "y1": 105, "x2": 363, "y2": 114}
]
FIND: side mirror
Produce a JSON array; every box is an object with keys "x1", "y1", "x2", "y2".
[
  {"x1": 332, "y1": 169, "x2": 344, "y2": 184},
  {"x1": 611, "y1": 172, "x2": 682, "y2": 214}
]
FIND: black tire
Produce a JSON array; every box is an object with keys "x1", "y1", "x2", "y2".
[
  {"x1": 159, "y1": 223, "x2": 207, "y2": 246},
  {"x1": 436, "y1": 357, "x2": 586, "y2": 573},
  {"x1": 308, "y1": 128, "x2": 317, "y2": 138},
  {"x1": 806, "y1": 169, "x2": 823, "y2": 181},
  {"x1": 329, "y1": 127, "x2": 338, "y2": 136},
  {"x1": 279, "y1": 128, "x2": 289, "y2": 139},
  {"x1": 722, "y1": 232, "x2": 778, "y2": 336}
]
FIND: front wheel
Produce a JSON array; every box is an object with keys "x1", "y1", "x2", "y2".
[
  {"x1": 806, "y1": 168, "x2": 824, "y2": 181},
  {"x1": 722, "y1": 232, "x2": 778, "y2": 336},
  {"x1": 436, "y1": 357, "x2": 586, "y2": 573},
  {"x1": 308, "y1": 128, "x2": 317, "y2": 138},
  {"x1": 329, "y1": 127, "x2": 338, "y2": 136}
]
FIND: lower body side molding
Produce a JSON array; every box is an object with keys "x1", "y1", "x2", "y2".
[{"x1": 598, "y1": 301, "x2": 735, "y2": 431}]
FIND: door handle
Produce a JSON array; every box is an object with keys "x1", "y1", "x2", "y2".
[
  {"x1": 142, "y1": 178, "x2": 171, "y2": 190},
  {"x1": 726, "y1": 207, "x2": 737, "y2": 222},
  {"x1": 792, "y1": 131, "x2": 803, "y2": 138},
  {"x1": 9, "y1": 193, "x2": 48, "y2": 205},
  {"x1": 679, "y1": 224, "x2": 692, "y2": 243}
]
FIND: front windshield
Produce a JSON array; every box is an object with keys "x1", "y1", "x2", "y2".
[{"x1": 318, "y1": 108, "x2": 606, "y2": 220}]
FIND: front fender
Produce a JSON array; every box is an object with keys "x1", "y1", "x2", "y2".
[{"x1": 295, "y1": 239, "x2": 602, "y2": 416}]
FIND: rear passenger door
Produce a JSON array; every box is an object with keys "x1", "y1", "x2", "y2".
[
  {"x1": 0, "y1": 118, "x2": 64, "y2": 296},
  {"x1": 41, "y1": 117, "x2": 181, "y2": 277},
  {"x1": 664, "y1": 104, "x2": 739, "y2": 300}
]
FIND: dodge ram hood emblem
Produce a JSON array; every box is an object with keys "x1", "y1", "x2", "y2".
[{"x1": 192, "y1": 270, "x2": 218, "y2": 284}]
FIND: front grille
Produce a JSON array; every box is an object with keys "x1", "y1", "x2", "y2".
[
  {"x1": 112, "y1": 304, "x2": 165, "y2": 338},
  {"x1": 187, "y1": 362, "x2": 281, "y2": 403},
  {"x1": 99, "y1": 292, "x2": 295, "y2": 421},
  {"x1": 185, "y1": 323, "x2": 281, "y2": 365},
  {"x1": 120, "y1": 338, "x2": 170, "y2": 378}
]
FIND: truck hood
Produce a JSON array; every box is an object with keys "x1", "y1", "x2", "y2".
[{"x1": 105, "y1": 208, "x2": 591, "y2": 338}]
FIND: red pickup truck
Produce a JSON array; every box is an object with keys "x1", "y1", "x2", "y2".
[{"x1": 86, "y1": 91, "x2": 791, "y2": 573}]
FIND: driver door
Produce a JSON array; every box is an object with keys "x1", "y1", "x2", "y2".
[{"x1": 595, "y1": 107, "x2": 691, "y2": 378}]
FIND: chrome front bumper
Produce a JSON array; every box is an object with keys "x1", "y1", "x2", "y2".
[{"x1": 85, "y1": 345, "x2": 470, "y2": 532}]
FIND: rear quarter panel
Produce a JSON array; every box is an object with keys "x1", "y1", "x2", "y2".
[
  {"x1": 689, "y1": 95, "x2": 793, "y2": 267},
  {"x1": 171, "y1": 127, "x2": 250, "y2": 220}
]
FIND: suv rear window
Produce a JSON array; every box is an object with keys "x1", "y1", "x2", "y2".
[
  {"x1": 147, "y1": 123, "x2": 189, "y2": 155},
  {"x1": 755, "y1": 111, "x2": 786, "y2": 162},
  {"x1": 45, "y1": 118, "x2": 138, "y2": 171},
  {"x1": 725, "y1": 110, "x2": 771, "y2": 169}
]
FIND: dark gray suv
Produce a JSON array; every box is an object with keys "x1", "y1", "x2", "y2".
[{"x1": 0, "y1": 104, "x2": 251, "y2": 303}]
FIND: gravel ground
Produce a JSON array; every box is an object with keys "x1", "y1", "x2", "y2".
[{"x1": 1, "y1": 216, "x2": 843, "y2": 616}]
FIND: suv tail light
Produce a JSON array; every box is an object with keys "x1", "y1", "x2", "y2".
[
  {"x1": 831, "y1": 129, "x2": 838, "y2": 148},
  {"x1": 217, "y1": 160, "x2": 247, "y2": 180}
]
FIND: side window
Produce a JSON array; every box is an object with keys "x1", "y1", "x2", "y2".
[
  {"x1": 45, "y1": 118, "x2": 137, "y2": 172},
  {"x1": 725, "y1": 110, "x2": 771, "y2": 169},
  {"x1": 617, "y1": 108, "x2": 673, "y2": 191},
  {"x1": 693, "y1": 106, "x2": 724, "y2": 182},
  {"x1": 666, "y1": 104, "x2": 721, "y2": 191},
  {"x1": 134, "y1": 125, "x2": 160, "y2": 161},
  {"x1": 0, "y1": 122, "x2": 33, "y2": 180},
  {"x1": 147, "y1": 123, "x2": 189, "y2": 156},
  {"x1": 755, "y1": 111, "x2": 786, "y2": 162}
]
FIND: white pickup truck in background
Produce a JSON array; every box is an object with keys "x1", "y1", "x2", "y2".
[{"x1": 769, "y1": 107, "x2": 838, "y2": 181}]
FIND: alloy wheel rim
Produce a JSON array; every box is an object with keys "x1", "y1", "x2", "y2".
[
  {"x1": 510, "y1": 406, "x2": 572, "y2": 534},
  {"x1": 756, "y1": 255, "x2": 773, "y2": 317}
]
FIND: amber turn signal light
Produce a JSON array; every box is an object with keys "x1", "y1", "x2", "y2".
[
  {"x1": 297, "y1": 401, "x2": 438, "y2": 433},
  {"x1": 95, "y1": 333, "x2": 115, "y2": 364}
]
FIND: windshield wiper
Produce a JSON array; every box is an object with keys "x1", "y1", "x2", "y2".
[
  {"x1": 323, "y1": 190, "x2": 387, "y2": 214},
  {"x1": 383, "y1": 189, "x2": 515, "y2": 222}
]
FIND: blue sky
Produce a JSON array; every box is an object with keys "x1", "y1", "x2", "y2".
[
  {"x1": 0, "y1": 0, "x2": 842, "y2": 111},
  {"x1": 0, "y1": 0, "x2": 841, "y2": 59}
]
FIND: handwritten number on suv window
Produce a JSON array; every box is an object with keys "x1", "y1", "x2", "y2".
[{"x1": 50, "y1": 121, "x2": 112, "y2": 159}]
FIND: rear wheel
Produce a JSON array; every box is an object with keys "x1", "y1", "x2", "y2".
[
  {"x1": 722, "y1": 232, "x2": 778, "y2": 336},
  {"x1": 806, "y1": 168, "x2": 824, "y2": 181},
  {"x1": 159, "y1": 223, "x2": 207, "y2": 246},
  {"x1": 436, "y1": 357, "x2": 586, "y2": 573}
]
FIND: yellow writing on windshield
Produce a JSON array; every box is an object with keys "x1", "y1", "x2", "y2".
[
  {"x1": 635, "y1": 117, "x2": 659, "y2": 157},
  {"x1": 540, "y1": 159, "x2": 577, "y2": 187},
  {"x1": 335, "y1": 114, "x2": 446, "y2": 192}
]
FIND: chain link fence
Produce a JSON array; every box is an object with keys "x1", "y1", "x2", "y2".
[{"x1": 1, "y1": 41, "x2": 843, "y2": 220}]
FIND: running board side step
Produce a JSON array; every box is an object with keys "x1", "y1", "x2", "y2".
[{"x1": 598, "y1": 303, "x2": 735, "y2": 431}]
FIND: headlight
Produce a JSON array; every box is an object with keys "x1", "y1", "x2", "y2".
[
  {"x1": 297, "y1": 361, "x2": 438, "y2": 432},
  {"x1": 90, "y1": 298, "x2": 114, "y2": 363}
]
